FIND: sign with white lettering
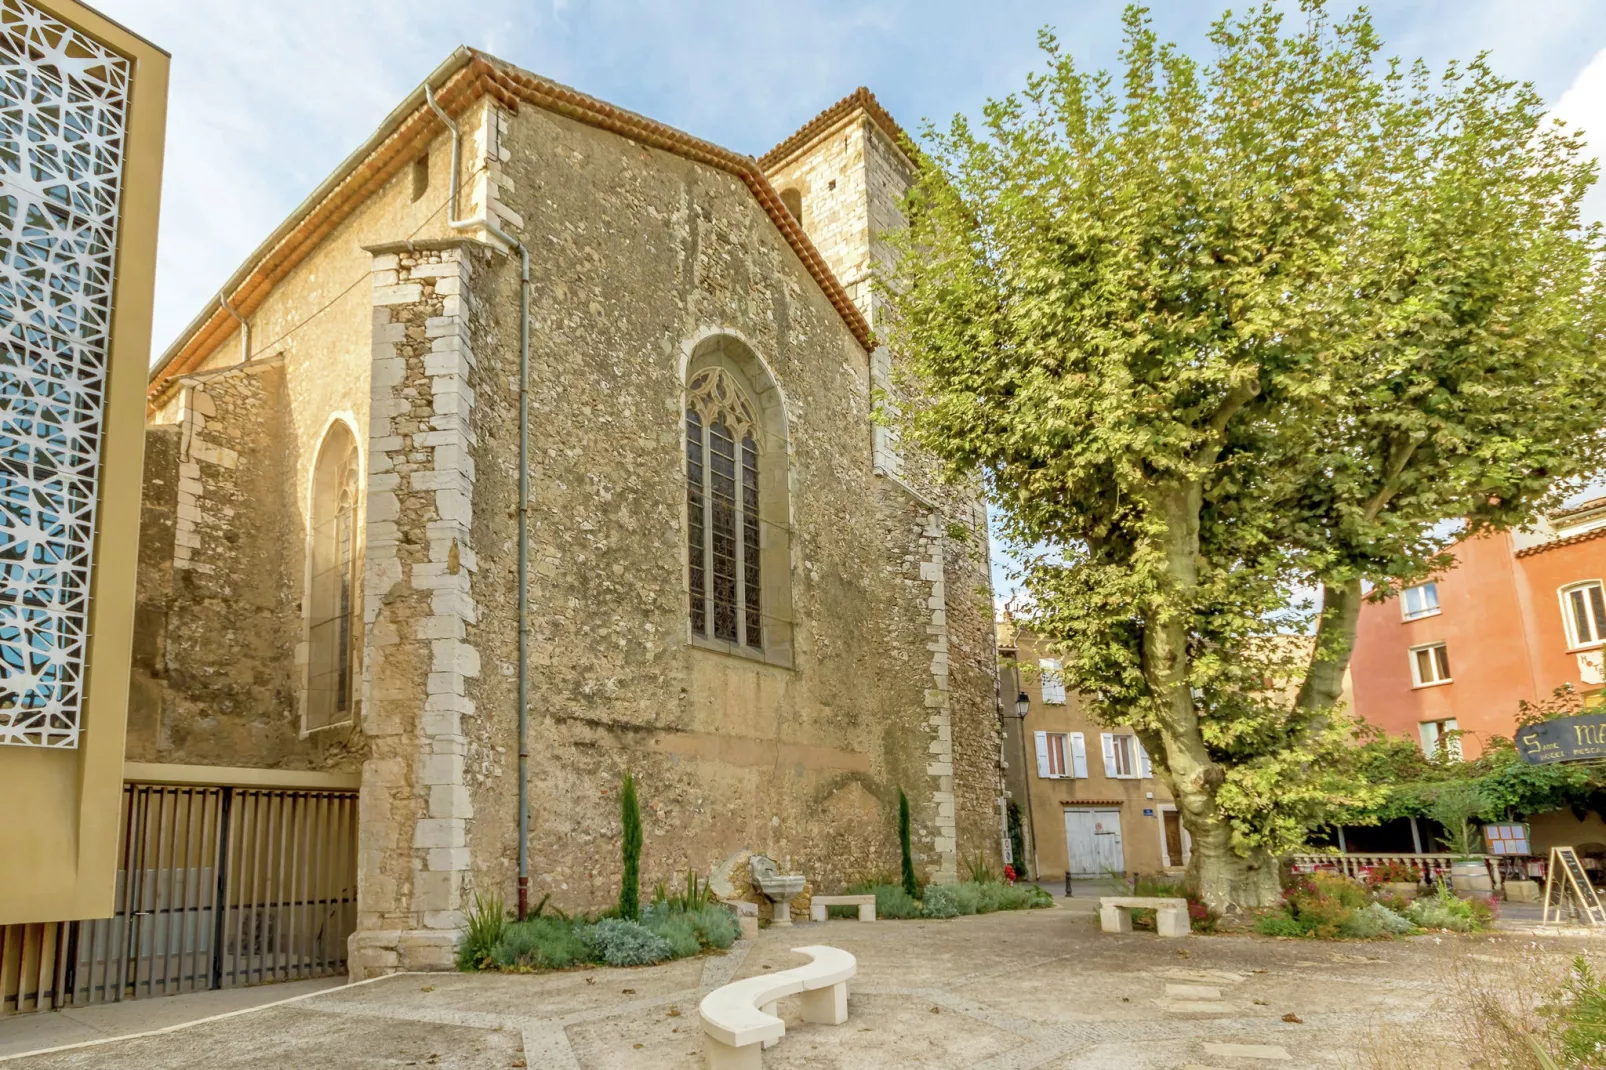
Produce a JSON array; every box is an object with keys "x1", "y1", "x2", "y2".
[{"x1": 1516, "y1": 715, "x2": 1606, "y2": 765}]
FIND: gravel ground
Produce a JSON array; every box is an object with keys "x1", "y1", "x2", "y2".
[{"x1": 1, "y1": 895, "x2": 1596, "y2": 1069}]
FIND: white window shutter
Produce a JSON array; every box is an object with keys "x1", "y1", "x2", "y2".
[
  {"x1": 1418, "y1": 721, "x2": 1438, "y2": 758},
  {"x1": 1138, "y1": 741, "x2": 1153, "y2": 780},
  {"x1": 1039, "y1": 658, "x2": 1067, "y2": 705},
  {"x1": 1034, "y1": 731, "x2": 1051, "y2": 778},
  {"x1": 1069, "y1": 732, "x2": 1088, "y2": 779},
  {"x1": 1100, "y1": 733, "x2": 1117, "y2": 778}
]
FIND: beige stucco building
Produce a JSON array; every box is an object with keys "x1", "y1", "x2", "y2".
[
  {"x1": 127, "y1": 52, "x2": 1003, "y2": 979},
  {"x1": 998, "y1": 621, "x2": 1183, "y2": 883}
]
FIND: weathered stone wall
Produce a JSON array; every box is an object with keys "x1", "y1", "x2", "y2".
[
  {"x1": 125, "y1": 425, "x2": 180, "y2": 759},
  {"x1": 415, "y1": 98, "x2": 1002, "y2": 920},
  {"x1": 352, "y1": 240, "x2": 487, "y2": 975},
  {"x1": 766, "y1": 112, "x2": 1005, "y2": 883},
  {"x1": 135, "y1": 101, "x2": 499, "y2": 772},
  {"x1": 128, "y1": 360, "x2": 360, "y2": 770}
]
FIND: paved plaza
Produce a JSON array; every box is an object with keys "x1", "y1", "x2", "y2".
[{"x1": 0, "y1": 895, "x2": 1585, "y2": 1069}]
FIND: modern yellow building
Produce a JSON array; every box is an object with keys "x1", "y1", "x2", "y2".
[{"x1": 0, "y1": 0, "x2": 167, "y2": 1006}]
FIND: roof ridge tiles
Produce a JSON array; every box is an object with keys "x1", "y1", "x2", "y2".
[
  {"x1": 757, "y1": 86, "x2": 913, "y2": 172},
  {"x1": 149, "y1": 49, "x2": 874, "y2": 401}
]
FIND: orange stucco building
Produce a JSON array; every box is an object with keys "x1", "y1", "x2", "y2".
[{"x1": 1351, "y1": 498, "x2": 1606, "y2": 759}]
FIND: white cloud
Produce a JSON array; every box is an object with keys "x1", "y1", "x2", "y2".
[
  {"x1": 94, "y1": 0, "x2": 1606, "y2": 370},
  {"x1": 1554, "y1": 46, "x2": 1606, "y2": 226}
]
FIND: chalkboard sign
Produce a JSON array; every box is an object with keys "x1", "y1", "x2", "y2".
[
  {"x1": 1517, "y1": 715, "x2": 1606, "y2": 765},
  {"x1": 1543, "y1": 847, "x2": 1606, "y2": 927}
]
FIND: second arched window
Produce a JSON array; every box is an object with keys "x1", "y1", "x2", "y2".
[{"x1": 686, "y1": 367, "x2": 762, "y2": 650}]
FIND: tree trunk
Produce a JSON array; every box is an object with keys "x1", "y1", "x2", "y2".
[
  {"x1": 1181, "y1": 810, "x2": 1283, "y2": 911},
  {"x1": 1142, "y1": 482, "x2": 1279, "y2": 913},
  {"x1": 1294, "y1": 578, "x2": 1363, "y2": 714}
]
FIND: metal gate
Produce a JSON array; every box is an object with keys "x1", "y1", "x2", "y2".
[{"x1": 4, "y1": 782, "x2": 359, "y2": 1012}]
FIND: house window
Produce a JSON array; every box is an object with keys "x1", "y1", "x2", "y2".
[
  {"x1": 1103, "y1": 733, "x2": 1139, "y2": 779},
  {"x1": 1562, "y1": 581, "x2": 1606, "y2": 648},
  {"x1": 1420, "y1": 718, "x2": 1462, "y2": 760},
  {"x1": 1409, "y1": 642, "x2": 1451, "y2": 687},
  {"x1": 1045, "y1": 733, "x2": 1067, "y2": 777},
  {"x1": 1039, "y1": 658, "x2": 1066, "y2": 704},
  {"x1": 1034, "y1": 731, "x2": 1087, "y2": 779},
  {"x1": 1401, "y1": 582, "x2": 1440, "y2": 621},
  {"x1": 306, "y1": 423, "x2": 360, "y2": 730},
  {"x1": 687, "y1": 366, "x2": 762, "y2": 650}
]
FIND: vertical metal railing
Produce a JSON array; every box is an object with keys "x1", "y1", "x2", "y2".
[
  {"x1": 0, "y1": 921, "x2": 73, "y2": 1015},
  {"x1": 60, "y1": 782, "x2": 357, "y2": 1008}
]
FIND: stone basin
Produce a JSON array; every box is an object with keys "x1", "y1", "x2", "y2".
[
  {"x1": 753, "y1": 874, "x2": 805, "y2": 901},
  {"x1": 749, "y1": 856, "x2": 806, "y2": 927}
]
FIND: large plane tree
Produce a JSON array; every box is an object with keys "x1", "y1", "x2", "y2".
[{"x1": 883, "y1": 1, "x2": 1606, "y2": 910}]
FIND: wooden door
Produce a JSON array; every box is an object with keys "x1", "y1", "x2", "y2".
[
  {"x1": 1065, "y1": 808, "x2": 1124, "y2": 878},
  {"x1": 1163, "y1": 810, "x2": 1187, "y2": 867}
]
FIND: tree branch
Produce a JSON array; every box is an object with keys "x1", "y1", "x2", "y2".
[
  {"x1": 1362, "y1": 433, "x2": 1422, "y2": 522},
  {"x1": 1191, "y1": 378, "x2": 1261, "y2": 466}
]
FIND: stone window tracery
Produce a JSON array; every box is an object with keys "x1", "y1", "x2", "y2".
[
  {"x1": 686, "y1": 367, "x2": 762, "y2": 650},
  {"x1": 306, "y1": 425, "x2": 359, "y2": 730},
  {"x1": 0, "y1": 0, "x2": 131, "y2": 747}
]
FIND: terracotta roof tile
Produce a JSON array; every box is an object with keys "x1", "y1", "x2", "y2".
[
  {"x1": 1514, "y1": 524, "x2": 1606, "y2": 558},
  {"x1": 758, "y1": 86, "x2": 913, "y2": 172},
  {"x1": 149, "y1": 50, "x2": 873, "y2": 401},
  {"x1": 1553, "y1": 494, "x2": 1606, "y2": 520}
]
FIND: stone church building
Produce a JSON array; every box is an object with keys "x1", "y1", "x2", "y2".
[{"x1": 132, "y1": 49, "x2": 1002, "y2": 975}]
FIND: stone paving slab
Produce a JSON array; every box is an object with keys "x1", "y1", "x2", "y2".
[{"x1": 0, "y1": 901, "x2": 1581, "y2": 1069}]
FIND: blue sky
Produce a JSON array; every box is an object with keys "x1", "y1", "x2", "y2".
[{"x1": 98, "y1": 0, "x2": 1606, "y2": 604}]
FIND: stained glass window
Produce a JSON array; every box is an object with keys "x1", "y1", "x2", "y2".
[{"x1": 685, "y1": 367, "x2": 762, "y2": 651}]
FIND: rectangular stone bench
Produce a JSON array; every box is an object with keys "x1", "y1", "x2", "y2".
[
  {"x1": 809, "y1": 894, "x2": 876, "y2": 923},
  {"x1": 723, "y1": 899, "x2": 760, "y2": 940},
  {"x1": 1099, "y1": 896, "x2": 1189, "y2": 938}
]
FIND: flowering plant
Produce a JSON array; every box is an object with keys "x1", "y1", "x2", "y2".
[{"x1": 1365, "y1": 860, "x2": 1420, "y2": 887}]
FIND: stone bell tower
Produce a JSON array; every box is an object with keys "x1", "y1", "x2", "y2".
[{"x1": 761, "y1": 88, "x2": 916, "y2": 481}]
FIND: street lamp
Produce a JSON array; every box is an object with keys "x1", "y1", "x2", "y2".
[{"x1": 1015, "y1": 692, "x2": 1030, "y2": 719}]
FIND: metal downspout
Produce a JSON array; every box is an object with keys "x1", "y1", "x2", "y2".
[
  {"x1": 425, "y1": 84, "x2": 534, "y2": 921},
  {"x1": 218, "y1": 294, "x2": 249, "y2": 363}
]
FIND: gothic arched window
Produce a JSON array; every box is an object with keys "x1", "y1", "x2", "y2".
[
  {"x1": 686, "y1": 367, "x2": 763, "y2": 650},
  {"x1": 306, "y1": 424, "x2": 360, "y2": 729}
]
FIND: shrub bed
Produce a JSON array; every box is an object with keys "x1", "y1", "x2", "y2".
[
  {"x1": 832, "y1": 878, "x2": 1054, "y2": 921},
  {"x1": 458, "y1": 893, "x2": 741, "y2": 973},
  {"x1": 1252, "y1": 873, "x2": 1495, "y2": 939}
]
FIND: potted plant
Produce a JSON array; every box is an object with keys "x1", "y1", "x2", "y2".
[
  {"x1": 1429, "y1": 783, "x2": 1493, "y2": 893},
  {"x1": 1365, "y1": 859, "x2": 1422, "y2": 900}
]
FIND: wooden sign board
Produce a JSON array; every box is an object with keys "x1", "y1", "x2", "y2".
[
  {"x1": 1517, "y1": 715, "x2": 1606, "y2": 765},
  {"x1": 1542, "y1": 846, "x2": 1606, "y2": 927},
  {"x1": 1484, "y1": 824, "x2": 1530, "y2": 856}
]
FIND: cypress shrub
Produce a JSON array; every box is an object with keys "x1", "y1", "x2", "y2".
[
  {"x1": 619, "y1": 772, "x2": 642, "y2": 922},
  {"x1": 898, "y1": 788, "x2": 917, "y2": 898}
]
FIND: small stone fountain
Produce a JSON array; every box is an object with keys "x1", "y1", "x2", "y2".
[{"x1": 748, "y1": 854, "x2": 806, "y2": 928}]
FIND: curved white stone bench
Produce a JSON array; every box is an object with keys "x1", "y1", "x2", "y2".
[{"x1": 699, "y1": 945, "x2": 856, "y2": 1069}]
